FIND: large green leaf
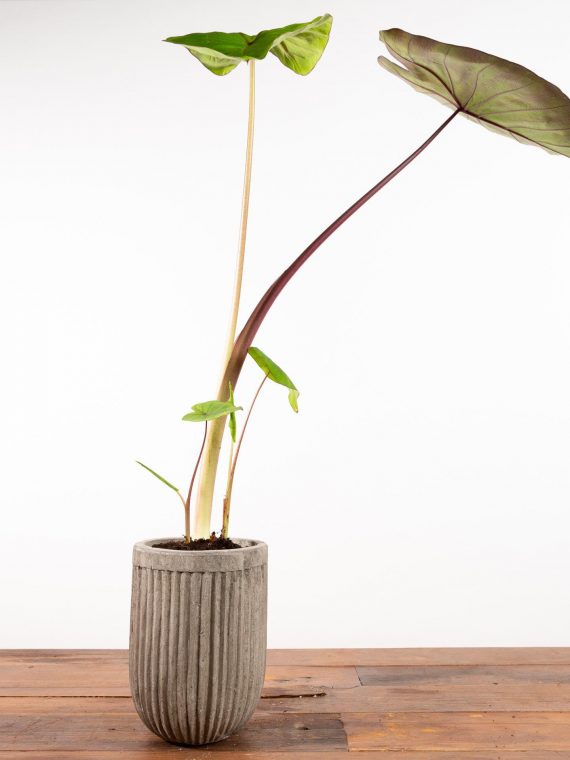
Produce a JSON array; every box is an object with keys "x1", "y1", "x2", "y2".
[
  {"x1": 136, "y1": 461, "x2": 179, "y2": 492},
  {"x1": 164, "y1": 14, "x2": 333, "y2": 76},
  {"x1": 248, "y1": 347, "x2": 299, "y2": 412},
  {"x1": 378, "y1": 29, "x2": 570, "y2": 158},
  {"x1": 182, "y1": 400, "x2": 242, "y2": 423}
]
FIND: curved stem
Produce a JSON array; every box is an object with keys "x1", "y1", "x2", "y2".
[
  {"x1": 222, "y1": 109, "x2": 462, "y2": 395},
  {"x1": 222, "y1": 374, "x2": 268, "y2": 537},
  {"x1": 195, "y1": 109, "x2": 461, "y2": 538},
  {"x1": 184, "y1": 421, "x2": 208, "y2": 543},
  {"x1": 193, "y1": 61, "x2": 256, "y2": 538}
]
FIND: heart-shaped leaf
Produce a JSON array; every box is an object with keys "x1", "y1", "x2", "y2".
[
  {"x1": 378, "y1": 28, "x2": 570, "y2": 157},
  {"x1": 165, "y1": 14, "x2": 333, "y2": 76},
  {"x1": 248, "y1": 347, "x2": 299, "y2": 412},
  {"x1": 182, "y1": 400, "x2": 242, "y2": 423}
]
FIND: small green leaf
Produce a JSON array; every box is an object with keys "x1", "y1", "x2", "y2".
[
  {"x1": 136, "y1": 461, "x2": 179, "y2": 492},
  {"x1": 228, "y1": 382, "x2": 237, "y2": 443},
  {"x1": 248, "y1": 347, "x2": 299, "y2": 412},
  {"x1": 164, "y1": 14, "x2": 333, "y2": 76},
  {"x1": 182, "y1": 400, "x2": 242, "y2": 423},
  {"x1": 378, "y1": 29, "x2": 570, "y2": 158}
]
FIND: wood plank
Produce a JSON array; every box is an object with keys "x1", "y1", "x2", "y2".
[
  {"x1": 0, "y1": 650, "x2": 358, "y2": 696},
  {"x1": 0, "y1": 698, "x2": 346, "y2": 752},
  {"x1": 357, "y1": 664, "x2": 570, "y2": 686},
  {"x1": 2, "y1": 753, "x2": 570, "y2": 760},
  {"x1": 0, "y1": 697, "x2": 133, "y2": 715},
  {"x1": 4, "y1": 647, "x2": 570, "y2": 671},
  {"x1": 264, "y1": 666, "x2": 360, "y2": 690},
  {"x1": 257, "y1": 680, "x2": 570, "y2": 713},
  {"x1": 343, "y1": 711, "x2": 570, "y2": 751},
  {"x1": 267, "y1": 648, "x2": 570, "y2": 667},
  {"x1": 6, "y1": 658, "x2": 570, "y2": 718},
  {"x1": 258, "y1": 665, "x2": 570, "y2": 714},
  {"x1": 0, "y1": 650, "x2": 130, "y2": 696}
]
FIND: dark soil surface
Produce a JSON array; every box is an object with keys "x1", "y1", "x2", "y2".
[{"x1": 154, "y1": 536, "x2": 241, "y2": 551}]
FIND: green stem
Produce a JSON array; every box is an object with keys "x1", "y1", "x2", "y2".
[
  {"x1": 221, "y1": 437, "x2": 234, "y2": 538},
  {"x1": 222, "y1": 374, "x2": 268, "y2": 537},
  {"x1": 193, "y1": 61, "x2": 256, "y2": 538}
]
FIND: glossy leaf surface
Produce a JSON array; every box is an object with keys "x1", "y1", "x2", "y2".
[
  {"x1": 379, "y1": 28, "x2": 570, "y2": 157},
  {"x1": 165, "y1": 14, "x2": 332, "y2": 76}
]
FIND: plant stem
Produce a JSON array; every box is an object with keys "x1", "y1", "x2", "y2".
[
  {"x1": 192, "y1": 61, "x2": 256, "y2": 538},
  {"x1": 222, "y1": 374, "x2": 268, "y2": 537},
  {"x1": 221, "y1": 439, "x2": 234, "y2": 538},
  {"x1": 224, "y1": 109, "x2": 462, "y2": 395},
  {"x1": 196, "y1": 109, "x2": 461, "y2": 538},
  {"x1": 222, "y1": 60, "x2": 256, "y2": 373},
  {"x1": 184, "y1": 421, "x2": 208, "y2": 543}
]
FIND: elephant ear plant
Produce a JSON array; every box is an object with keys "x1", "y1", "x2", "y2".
[
  {"x1": 137, "y1": 14, "x2": 332, "y2": 546},
  {"x1": 138, "y1": 26, "x2": 570, "y2": 548}
]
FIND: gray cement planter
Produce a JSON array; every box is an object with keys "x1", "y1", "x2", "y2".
[{"x1": 129, "y1": 537, "x2": 268, "y2": 746}]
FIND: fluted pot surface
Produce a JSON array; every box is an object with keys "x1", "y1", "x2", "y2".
[{"x1": 129, "y1": 537, "x2": 268, "y2": 746}]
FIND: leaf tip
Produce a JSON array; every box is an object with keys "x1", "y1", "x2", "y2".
[{"x1": 288, "y1": 388, "x2": 300, "y2": 413}]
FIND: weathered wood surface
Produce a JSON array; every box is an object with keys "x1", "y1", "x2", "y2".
[{"x1": 1, "y1": 649, "x2": 570, "y2": 755}]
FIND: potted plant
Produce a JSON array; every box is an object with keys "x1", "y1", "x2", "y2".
[
  {"x1": 130, "y1": 20, "x2": 570, "y2": 747},
  {"x1": 130, "y1": 14, "x2": 332, "y2": 747}
]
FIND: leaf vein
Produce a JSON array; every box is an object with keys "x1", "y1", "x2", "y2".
[
  {"x1": 469, "y1": 81, "x2": 535, "y2": 111},
  {"x1": 481, "y1": 103, "x2": 570, "y2": 116},
  {"x1": 384, "y1": 38, "x2": 458, "y2": 107},
  {"x1": 463, "y1": 62, "x2": 495, "y2": 110}
]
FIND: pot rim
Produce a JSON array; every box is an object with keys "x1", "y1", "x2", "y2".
[{"x1": 132, "y1": 537, "x2": 267, "y2": 572}]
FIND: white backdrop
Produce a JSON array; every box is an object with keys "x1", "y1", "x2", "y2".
[{"x1": 2, "y1": 0, "x2": 569, "y2": 648}]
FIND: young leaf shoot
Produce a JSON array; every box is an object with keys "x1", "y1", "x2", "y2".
[
  {"x1": 248, "y1": 347, "x2": 300, "y2": 412},
  {"x1": 182, "y1": 400, "x2": 242, "y2": 423}
]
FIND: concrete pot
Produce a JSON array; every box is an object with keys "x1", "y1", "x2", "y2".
[{"x1": 129, "y1": 537, "x2": 268, "y2": 746}]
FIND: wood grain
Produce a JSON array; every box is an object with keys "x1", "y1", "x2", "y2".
[
  {"x1": 267, "y1": 647, "x2": 570, "y2": 667},
  {"x1": 0, "y1": 650, "x2": 130, "y2": 696},
  {"x1": 2, "y1": 753, "x2": 570, "y2": 760},
  {"x1": 343, "y1": 711, "x2": 570, "y2": 751},
  {"x1": 0, "y1": 651, "x2": 359, "y2": 696},
  {"x1": 0, "y1": 699, "x2": 346, "y2": 752},
  {"x1": 357, "y1": 664, "x2": 570, "y2": 685},
  {"x1": 257, "y1": 664, "x2": 570, "y2": 713},
  {"x1": 2, "y1": 650, "x2": 570, "y2": 755},
  {"x1": 258, "y1": 684, "x2": 570, "y2": 714}
]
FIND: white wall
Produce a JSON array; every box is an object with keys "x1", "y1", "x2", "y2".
[{"x1": 2, "y1": 0, "x2": 569, "y2": 648}]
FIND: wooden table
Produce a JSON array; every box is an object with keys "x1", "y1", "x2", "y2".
[{"x1": 1, "y1": 648, "x2": 570, "y2": 757}]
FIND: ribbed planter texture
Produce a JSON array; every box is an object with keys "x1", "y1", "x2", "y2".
[{"x1": 129, "y1": 537, "x2": 268, "y2": 746}]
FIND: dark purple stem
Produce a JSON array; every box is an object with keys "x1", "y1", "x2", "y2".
[
  {"x1": 184, "y1": 420, "x2": 208, "y2": 542},
  {"x1": 219, "y1": 109, "x2": 461, "y2": 397}
]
